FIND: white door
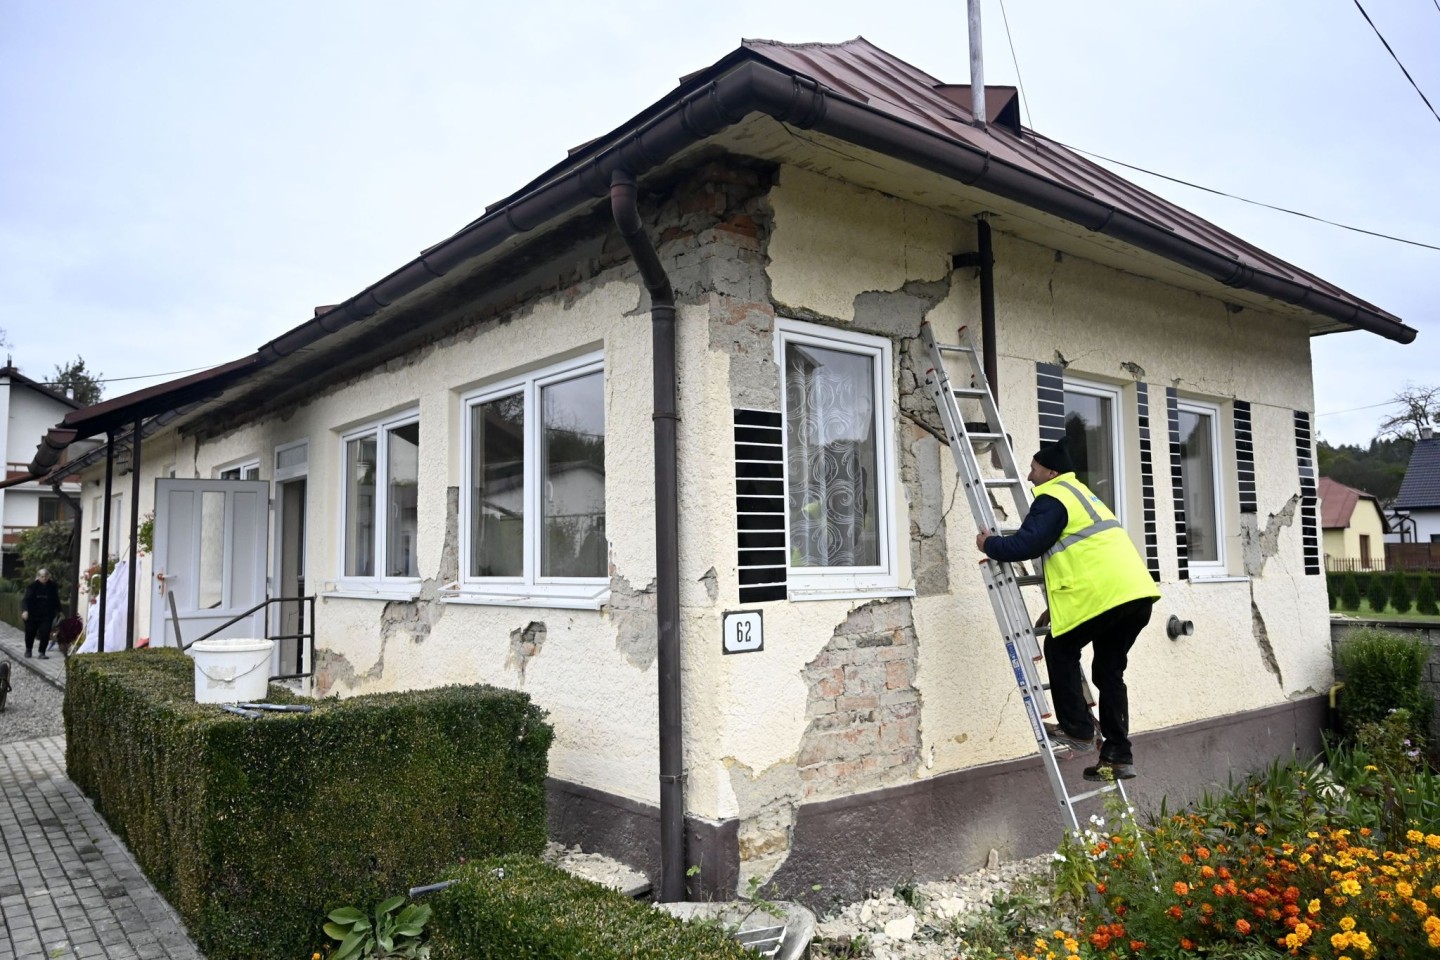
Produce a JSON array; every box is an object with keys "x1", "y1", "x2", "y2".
[{"x1": 150, "y1": 479, "x2": 270, "y2": 649}]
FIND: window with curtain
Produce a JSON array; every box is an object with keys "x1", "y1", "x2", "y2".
[{"x1": 777, "y1": 319, "x2": 896, "y2": 592}]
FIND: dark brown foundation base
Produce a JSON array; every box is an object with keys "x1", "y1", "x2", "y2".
[{"x1": 549, "y1": 696, "x2": 1326, "y2": 904}]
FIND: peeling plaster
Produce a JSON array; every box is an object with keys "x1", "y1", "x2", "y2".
[
  {"x1": 699, "y1": 567, "x2": 719, "y2": 603},
  {"x1": 1250, "y1": 601, "x2": 1283, "y2": 685},
  {"x1": 378, "y1": 487, "x2": 461, "y2": 645},
  {"x1": 1241, "y1": 496, "x2": 1299, "y2": 578},
  {"x1": 506, "y1": 621, "x2": 548, "y2": 679},
  {"x1": 725, "y1": 757, "x2": 804, "y2": 891},
  {"x1": 1120, "y1": 361, "x2": 1146, "y2": 380},
  {"x1": 314, "y1": 643, "x2": 386, "y2": 697},
  {"x1": 607, "y1": 575, "x2": 658, "y2": 670}
]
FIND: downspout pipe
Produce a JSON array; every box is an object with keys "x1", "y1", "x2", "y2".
[
  {"x1": 953, "y1": 216, "x2": 998, "y2": 397},
  {"x1": 99, "y1": 432, "x2": 115, "y2": 653},
  {"x1": 126, "y1": 416, "x2": 142, "y2": 650},
  {"x1": 609, "y1": 170, "x2": 685, "y2": 903}
]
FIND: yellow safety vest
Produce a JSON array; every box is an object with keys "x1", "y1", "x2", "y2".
[{"x1": 1033, "y1": 472, "x2": 1160, "y2": 636}]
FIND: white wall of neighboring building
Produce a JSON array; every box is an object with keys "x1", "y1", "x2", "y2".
[{"x1": 2, "y1": 371, "x2": 80, "y2": 553}]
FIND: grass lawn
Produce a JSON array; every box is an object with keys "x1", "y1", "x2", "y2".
[{"x1": 1333, "y1": 600, "x2": 1440, "y2": 623}]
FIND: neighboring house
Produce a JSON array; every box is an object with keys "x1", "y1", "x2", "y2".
[
  {"x1": 1318, "y1": 476, "x2": 1388, "y2": 571},
  {"x1": 0, "y1": 364, "x2": 82, "y2": 579},
  {"x1": 15, "y1": 39, "x2": 1419, "y2": 901},
  {"x1": 1393, "y1": 426, "x2": 1440, "y2": 545}
]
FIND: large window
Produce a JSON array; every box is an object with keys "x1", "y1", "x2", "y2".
[
  {"x1": 341, "y1": 411, "x2": 420, "y2": 580},
  {"x1": 218, "y1": 460, "x2": 260, "y2": 480},
  {"x1": 1062, "y1": 379, "x2": 1124, "y2": 521},
  {"x1": 1177, "y1": 399, "x2": 1225, "y2": 571},
  {"x1": 461, "y1": 353, "x2": 606, "y2": 602},
  {"x1": 778, "y1": 319, "x2": 896, "y2": 592}
]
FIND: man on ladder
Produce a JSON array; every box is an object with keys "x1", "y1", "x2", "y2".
[{"x1": 976, "y1": 441, "x2": 1160, "y2": 783}]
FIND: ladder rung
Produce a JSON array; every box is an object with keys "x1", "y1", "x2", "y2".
[
  {"x1": 1014, "y1": 574, "x2": 1044, "y2": 587},
  {"x1": 938, "y1": 344, "x2": 976, "y2": 354},
  {"x1": 951, "y1": 386, "x2": 988, "y2": 398},
  {"x1": 1067, "y1": 784, "x2": 1120, "y2": 804},
  {"x1": 983, "y1": 477, "x2": 1023, "y2": 488},
  {"x1": 968, "y1": 432, "x2": 1005, "y2": 442}
]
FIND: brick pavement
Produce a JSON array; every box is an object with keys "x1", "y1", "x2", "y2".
[
  {"x1": 0, "y1": 622, "x2": 66, "y2": 692},
  {"x1": 2, "y1": 640, "x2": 203, "y2": 960}
]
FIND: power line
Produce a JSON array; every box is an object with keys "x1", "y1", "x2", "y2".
[
  {"x1": 40, "y1": 363, "x2": 220, "y2": 390},
  {"x1": 995, "y1": 0, "x2": 1033, "y2": 130},
  {"x1": 1317, "y1": 399, "x2": 1400, "y2": 417},
  {"x1": 1042, "y1": 137, "x2": 1440, "y2": 252},
  {"x1": 1351, "y1": 0, "x2": 1440, "y2": 125}
]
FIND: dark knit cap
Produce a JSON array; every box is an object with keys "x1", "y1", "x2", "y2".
[{"x1": 1033, "y1": 441, "x2": 1073, "y2": 475}]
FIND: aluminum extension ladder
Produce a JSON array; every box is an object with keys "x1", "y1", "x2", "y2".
[{"x1": 920, "y1": 321, "x2": 1128, "y2": 833}]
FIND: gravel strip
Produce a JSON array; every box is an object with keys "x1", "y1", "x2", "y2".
[{"x1": 0, "y1": 659, "x2": 66, "y2": 743}]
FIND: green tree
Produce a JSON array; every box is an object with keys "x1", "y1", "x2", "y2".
[
  {"x1": 15, "y1": 520, "x2": 75, "y2": 612},
  {"x1": 1365, "y1": 574, "x2": 1389, "y2": 614},
  {"x1": 1416, "y1": 573, "x2": 1438, "y2": 616},
  {"x1": 49, "y1": 355, "x2": 104, "y2": 405},
  {"x1": 1389, "y1": 570, "x2": 1413, "y2": 614},
  {"x1": 1340, "y1": 572, "x2": 1362, "y2": 612}
]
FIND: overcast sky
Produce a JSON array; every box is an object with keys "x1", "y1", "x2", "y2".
[{"x1": 1, "y1": 0, "x2": 1434, "y2": 445}]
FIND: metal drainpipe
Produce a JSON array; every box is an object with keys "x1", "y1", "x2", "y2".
[
  {"x1": 977, "y1": 217, "x2": 997, "y2": 395},
  {"x1": 609, "y1": 169, "x2": 685, "y2": 903},
  {"x1": 954, "y1": 216, "x2": 999, "y2": 398},
  {"x1": 126, "y1": 416, "x2": 142, "y2": 650},
  {"x1": 99, "y1": 432, "x2": 115, "y2": 653}
]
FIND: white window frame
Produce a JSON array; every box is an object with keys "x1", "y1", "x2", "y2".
[
  {"x1": 273, "y1": 439, "x2": 309, "y2": 483},
  {"x1": 454, "y1": 352, "x2": 609, "y2": 609},
  {"x1": 1177, "y1": 398, "x2": 1227, "y2": 576},
  {"x1": 775, "y1": 318, "x2": 900, "y2": 597},
  {"x1": 1062, "y1": 378, "x2": 1127, "y2": 527},
  {"x1": 335, "y1": 409, "x2": 421, "y2": 591},
  {"x1": 217, "y1": 458, "x2": 261, "y2": 481}
]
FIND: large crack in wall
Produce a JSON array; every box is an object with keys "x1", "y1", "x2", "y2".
[{"x1": 1241, "y1": 495, "x2": 1299, "y2": 687}]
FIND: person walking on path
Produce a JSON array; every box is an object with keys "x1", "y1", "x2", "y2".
[
  {"x1": 975, "y1": 441, "x2": 1160, "y2": 782},
  {"x1": 21, "y1": 568, "x2": 62, "y2": 659}
]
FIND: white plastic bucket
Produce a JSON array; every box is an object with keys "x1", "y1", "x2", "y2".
[{"x1": 190, "y1": 638, "x2": 275, "y2": 704}]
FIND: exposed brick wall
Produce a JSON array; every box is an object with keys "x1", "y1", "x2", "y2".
[{"x1": 798, "y1": 599, "x2": 921, "y2": 799}]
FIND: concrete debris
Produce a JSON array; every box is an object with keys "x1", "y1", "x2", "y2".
[{"x1": 542, "y1": 842, "x2": 651, "y2": 897}]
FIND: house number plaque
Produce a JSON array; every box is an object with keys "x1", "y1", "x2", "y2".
[{"x1": 722, "y1": 610, "x2": 764, "y2": 654}]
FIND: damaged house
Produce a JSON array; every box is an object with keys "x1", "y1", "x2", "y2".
[{"x1": 19, "y1": 38, "x2": 1417, "y2": 902}]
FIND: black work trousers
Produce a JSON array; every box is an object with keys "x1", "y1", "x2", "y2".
[
  {"x1": 1045, "y1": 596, "x2": 1155, "y2": 765},
  {"x1": 23, "y1": 614, "x2": 54, "y2": 656}
]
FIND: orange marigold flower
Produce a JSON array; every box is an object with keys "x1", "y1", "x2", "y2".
[
  {"x1": 1181, "y1": 937, "x2": 1195, "y2": 950},
  {"x1": 1201, "y1": 865, "x2": 1216, "y2": 879},
  {"x1": 1174, "y1": 881, "x2": 1190, "y2": 896},
  {"x1": 1129, "y1": 941, "x2": 1146, "y2": 952},
  {"x1": 1218, "y1": 866, "x2": 1232, "y2": 879},
  {"x1": 1255, "y1": 823, "x2": 1268, "y2": 836},
  {"x1": 1236, "y1": 918, "x2": 1253, "y2": 934},
  {"x1": 1096, "y1": 882, "x2": 1106, "y2": 894},
  {"x1": 1167, "y1": 906, "x2": 1183, "y2": 920},
  {"x1": 1196, "y1": 846, "x2": 1211, "y2": 860}
]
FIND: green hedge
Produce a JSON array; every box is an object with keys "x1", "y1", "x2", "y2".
[
  {"x1": 0, "y1": 592, "x2": 19, "y2": 629},
  {"x1": 430, "y1": 856, "x2": 754, "y2": 960},
  {"x1": 64, "y1": 649, "x2": 553, "y2": 960}
]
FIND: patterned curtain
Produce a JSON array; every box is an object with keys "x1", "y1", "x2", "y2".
[{"x1": 784, "y1": 342, "x2": 879, "y2": 568}]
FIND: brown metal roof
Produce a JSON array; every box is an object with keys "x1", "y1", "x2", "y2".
[
  {"x1": 1318, "y1": 476, "x2": 1388, "y2": 531},
  {"x1": 739, "y1": 37, "x2": 1391, "y2": 323}
]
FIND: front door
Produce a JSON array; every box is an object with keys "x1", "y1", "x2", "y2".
[
  {"x1": 150, "y1": 479, "x2": 270, "y2": 648},
  {"x1": 272, "y1": 477, "x2": 307, "y2": 675}
]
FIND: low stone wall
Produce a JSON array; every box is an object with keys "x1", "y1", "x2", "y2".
[{"x1": 1330, "y1": 618, "x2": 1440, "y2": 742}]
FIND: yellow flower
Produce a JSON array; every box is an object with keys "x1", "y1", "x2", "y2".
[
  {"x1": 1412, "y1": 898, "x2": 1429, "y2": 917},
  {"x1": 1426, "y1": 834, "x2": 1440, "y2": 850},
  {"x1": 1365, "y1": 764, "x2": 1378, "y2": 772},
  {"x1": 1340, "y1": 916, "x2": 1357, "y2": 931},
  {"x1": 1307, "y1": 898, "x2": 1321, "y2": 915},
  {"x1": 1064, "y1": 939, "x2": 1078, "y2": 953},
  {"x1": 1407, "y1": 829, "x2": 1425, "y2": 843},
  {"x1": 1332, "y1": 932, "x2": 1352, "y2": 949},
  {"x1": 1397, "y1": 880, "x2": 1414, "y2": 897},
  {"x1": 1341, "y1": 878, "x2": 1362, "y2": 896}
]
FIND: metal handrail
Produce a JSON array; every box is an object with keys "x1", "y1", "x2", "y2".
[{"x1": 170, "y1": 585, "x2": 317, "y2": 681}]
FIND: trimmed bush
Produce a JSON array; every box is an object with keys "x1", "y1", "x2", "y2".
[
  {"x1": 1326, "y1": 574, "x2": 1338, "y2": 610},
  {"x1": 1417, "y1": 572, "x2": 1438, "y2": 616},
  {"x1": 430, "y1": 856, "x2": 754, "y2": 960},
  {"x1": 1389, "y1": 569, "x2": 1413, "y2": 614},
  {"x1": 1365, "y1": 573, "x2": 1389, "y2": 613},
  {"x1": 1334, "y1": 627, "x2": 1433, "y2": 745},
  {"x1": 1340, "y1": 572, "x2": 1362, "y2": 611},
  {"x1": 65, "y1": 649, "x2": 553, "y2": 960}
]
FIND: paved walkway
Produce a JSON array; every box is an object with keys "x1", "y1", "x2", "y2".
[{"x1": 1, "y1": 623, "x2": 203, "y2": 960}]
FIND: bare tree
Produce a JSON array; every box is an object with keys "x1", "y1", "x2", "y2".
[{"x1": 1377, "y1": 383, "x2": 1440, "y2": 440}]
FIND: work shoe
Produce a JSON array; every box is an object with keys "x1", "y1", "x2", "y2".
[
  {"x1": 39, "y1": 653, "x2": 48, "y2": 659},
  {"x1": 24, "y1": 651, "x2": 32, "y2": 658},
  {"x1": 1083, "y1": 761, "x2": 1136, "y2": 782},
  {"x1": 1044, "y1": 723, "x2": 1096, "y2": 755}
]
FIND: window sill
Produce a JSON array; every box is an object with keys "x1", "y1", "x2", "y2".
[
  {"x1": 322, "y1": 580, "x2": 423, "y2": 602},
  {"x1": 785, "y1": 585, "x2": 916, "y2": 603},
  {"x1": 1186, "y1": 575, "x2": 1250, "y2": 584},
  {"x1": 442, "y1": 590, "x2": 610, "y2": 611}
]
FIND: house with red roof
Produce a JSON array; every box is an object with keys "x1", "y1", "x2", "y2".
[
  {"x1": 13, "y1": 38, "x2": 1420, "y2": 901},
  {"x1": 1318, "y1": 476, "x2": 1388, "y2": 572}
]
